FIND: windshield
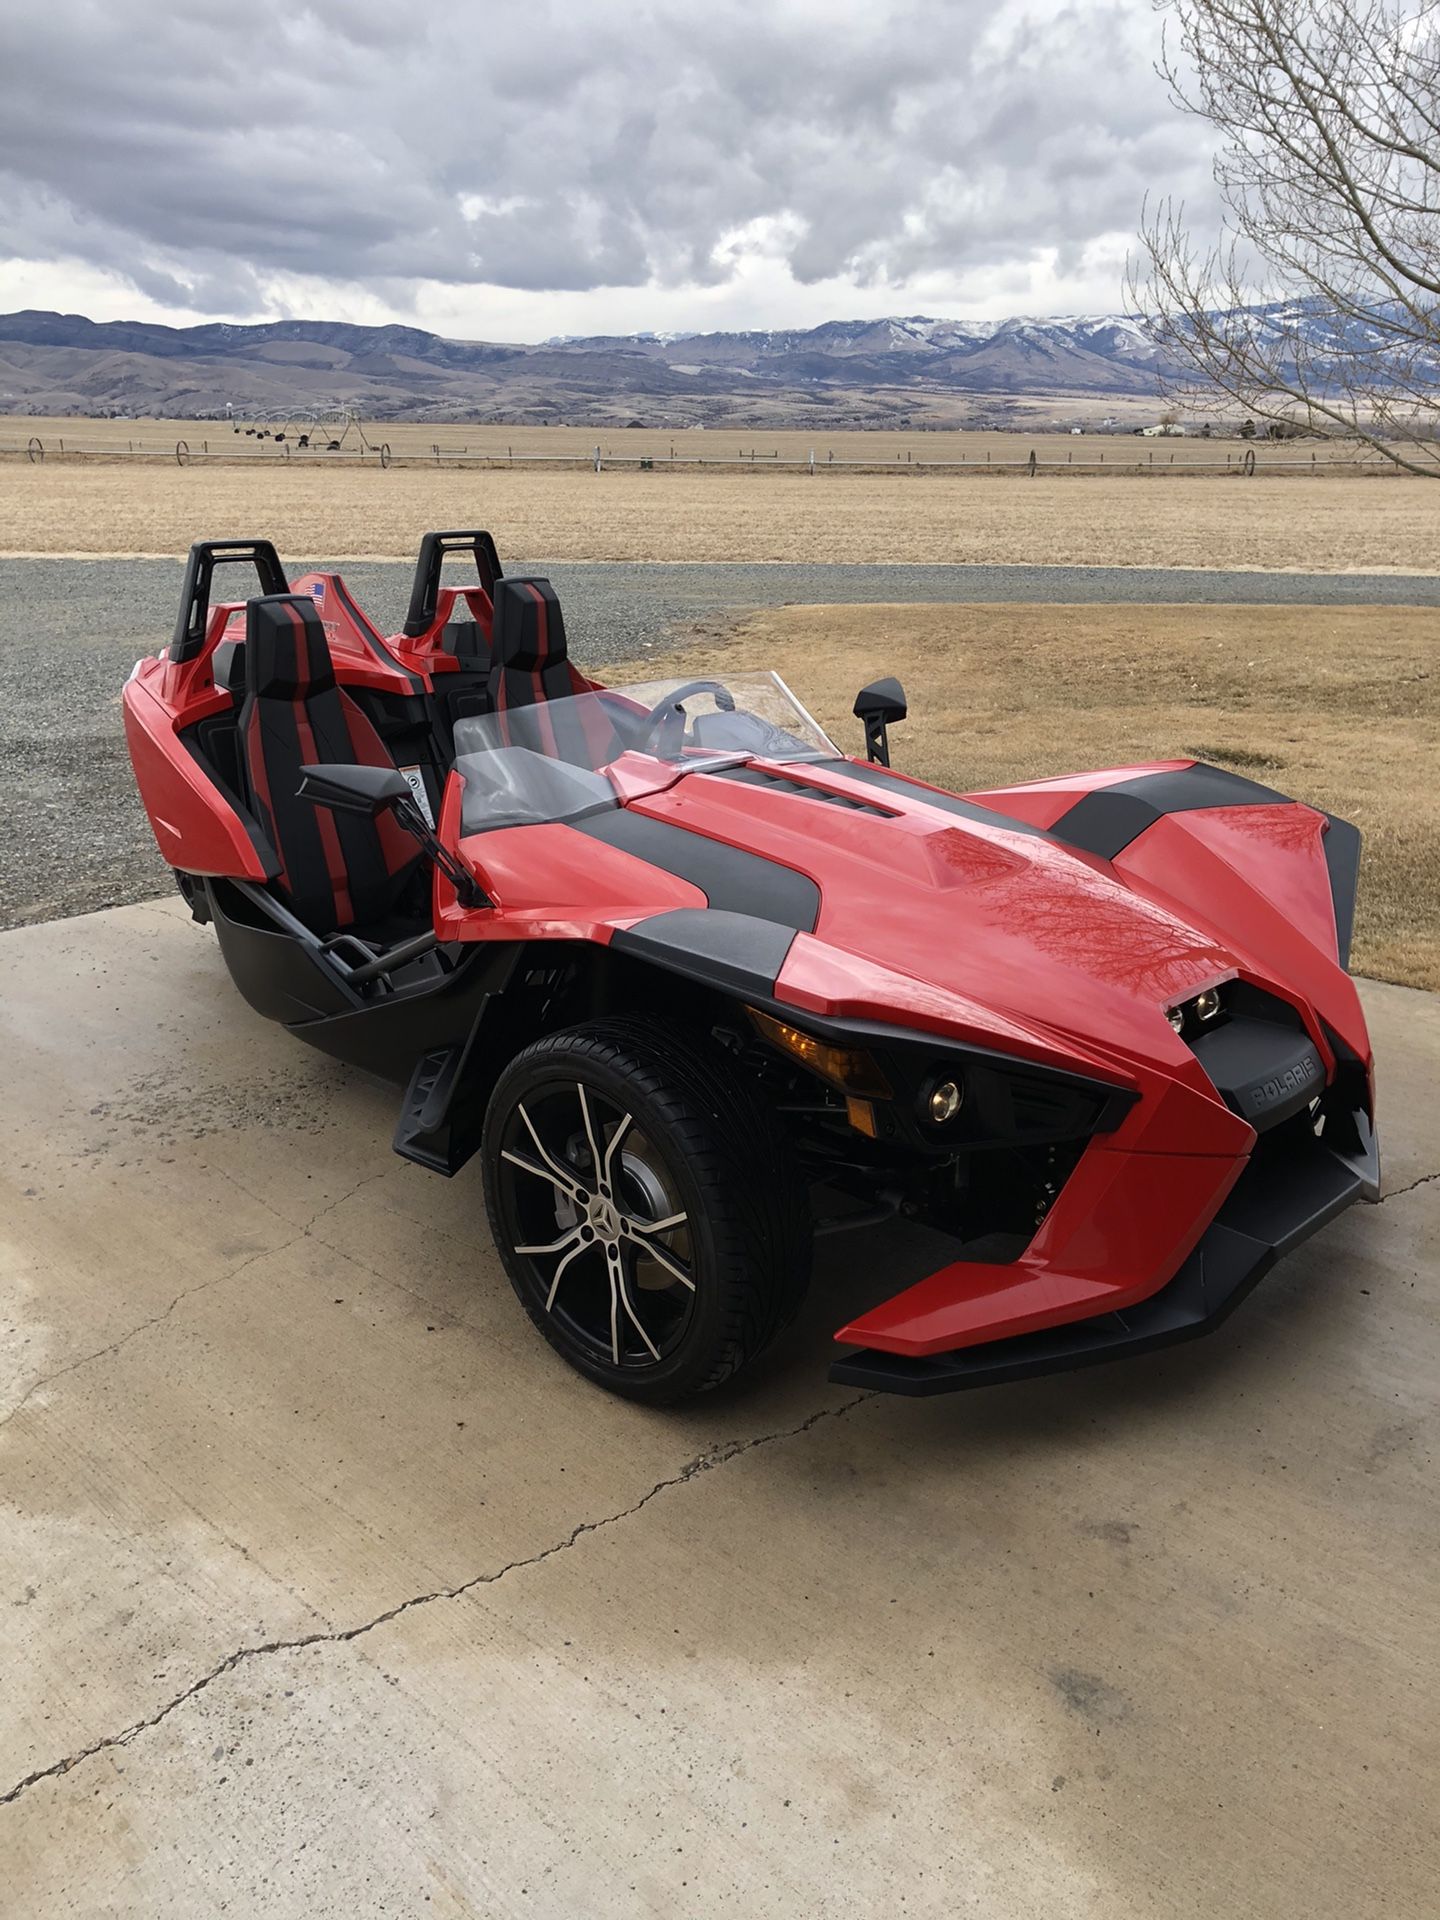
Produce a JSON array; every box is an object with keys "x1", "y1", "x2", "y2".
[{"x1": 452, "y1": 671, "x2": 841, "y2": 834}]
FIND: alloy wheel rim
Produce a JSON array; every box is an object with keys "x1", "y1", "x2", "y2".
[{"x1": 498, "y1": 1080, "x2": 695, "y2": 1370}]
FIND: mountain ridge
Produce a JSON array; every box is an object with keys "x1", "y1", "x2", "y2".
[{"x1": 0, "y1": 304, "x2": 1247, "y2": 426}]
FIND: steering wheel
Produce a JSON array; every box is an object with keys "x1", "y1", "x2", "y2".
[{"x1": 637, "y1": 679, "x2": 737, "y2": 757}]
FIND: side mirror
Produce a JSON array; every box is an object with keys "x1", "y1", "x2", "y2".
[
  {"x1": 297, "y1": 762, "x2": 411, "y2": 817},
  {"x1": 297, "y1": 762, "x2": 491, "y2": 910},
  {"x1": 853, "y1": 678, "x2": 907, "y2": 767}
]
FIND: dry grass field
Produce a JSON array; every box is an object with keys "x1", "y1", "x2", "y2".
[
  {"x1": 615, "y1": 602, "x2": 1440, "y2": 990},
  {"x1": 0, "y1": 411, "x2": 1394, "y2": 466},
  {"x1": 1, "y1": 460, "x2": 1435, "y2": 571}
]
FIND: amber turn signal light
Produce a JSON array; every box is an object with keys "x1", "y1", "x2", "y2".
[{"x1": 745, "y1": 1008, "x2": 891, "y2": 1097}]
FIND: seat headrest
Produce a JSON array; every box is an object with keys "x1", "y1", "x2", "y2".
[
  {"x1": 245, "y1": 594, "x2": 336, "y2": 697},
  {"x1": 492, "y1": 577, "x2": 567, "y2": 672}
]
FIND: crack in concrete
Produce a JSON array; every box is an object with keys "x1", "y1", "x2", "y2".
[
  {"x1": 1379, "y1": 1168, "x2": 1440, "y2": 1202},
  {"x1": 0, "y1": 1390, "x2": 874, "y2": 1810},
  {"x1": 0, "y1": 1243, "x2": 280, "y2": 1433},
  {"x1": 0, "y1": 1174, "x2": 386, "y2": 1430}
]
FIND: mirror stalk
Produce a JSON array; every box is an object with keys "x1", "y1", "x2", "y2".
[
  {"x1": 852, "y1": 678, "x2": 908, "y2": 767},
  {"x1": 296, "y1": 762, "x2": 490, "y2": 909}
]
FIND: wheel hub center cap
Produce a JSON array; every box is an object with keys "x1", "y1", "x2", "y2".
[{"x1": 587, "y1": 1195, "x2": 622, "y2": 1243}]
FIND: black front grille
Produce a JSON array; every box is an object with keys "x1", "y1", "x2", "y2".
[{"x1": 1189, "y1": 985, "x2": 1324, "y2": 1131}]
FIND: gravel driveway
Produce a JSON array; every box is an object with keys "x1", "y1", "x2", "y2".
[{"x1": 5, "y1": 556, "x2": 1438, "y2": 928}]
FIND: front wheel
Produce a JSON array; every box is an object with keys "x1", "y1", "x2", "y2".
[{"x1": 481, "y1": 1017, "x2": 810, "y2": 1402}]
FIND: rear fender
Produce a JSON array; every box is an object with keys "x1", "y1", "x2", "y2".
[{"x1": 123, "y1": 676, "x2": 275, "y2": 880}]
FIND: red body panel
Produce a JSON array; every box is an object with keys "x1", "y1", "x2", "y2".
[
  {"x1": 123, "y1": 673, "x2": 272, "y2": 879},
  {"x1": 288, "y1": 572, "x2": 434, "y2": 696},
  {"x1": 442, "y1": 821, "x2": 706, "y2": 942},
  {"x1": 397, "y1": 583, "x2": 493, "y2": 679},
  {"x1": 836, "y1": 1143, "x2": 1245, "y2": 1354}
]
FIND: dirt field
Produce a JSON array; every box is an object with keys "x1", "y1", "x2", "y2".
[
  {"x1": 2, "y1": 461, "x2": 1434, "y2": 572},
  {"x1": 616, "y1": 602, "x2": 1440, "y2": 991}
]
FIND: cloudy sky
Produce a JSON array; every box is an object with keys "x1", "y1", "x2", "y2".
[{"x1": 0, "y1": 0, "x2": 1214, "y2": 339}]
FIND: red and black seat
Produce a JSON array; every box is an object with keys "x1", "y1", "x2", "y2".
[
  {"x1": 486, "y1": 577, "x2": 578, "y2": 712},
  {"x1": 238, "y1": 595, "x2": 425, "y2": 935},
  {"x1": 485, "y1": 576, "x2": 622, "y2": 767}
]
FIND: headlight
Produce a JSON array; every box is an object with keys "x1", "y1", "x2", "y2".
[
  {"x1": 1167, "y1": 985, "x2": 1229, "y2": 1035},
  {"x1": 925, "y1": 1078, "x2": 964, "y2": 1125}
]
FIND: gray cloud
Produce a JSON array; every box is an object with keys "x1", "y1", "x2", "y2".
[{"x1": 0, "y1": 0, "x2": 1215, "y2": 321}]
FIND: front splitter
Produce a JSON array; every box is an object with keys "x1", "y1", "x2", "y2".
[{"x1": 830, "y1": 1114, "x2": 1379, "y2": 1396}]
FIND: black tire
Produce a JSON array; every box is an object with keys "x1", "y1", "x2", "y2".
[{"x1": 481, "y1": 1016, "x2": 810, "y2": 1403}]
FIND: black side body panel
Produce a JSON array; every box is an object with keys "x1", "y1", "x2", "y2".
[
  {"x1": 611, "y1": 909, "x2": 797, "y2": 998},
  {"x1": 1321, "y1": 814, "x2": 1362, "y2": 967},
  {"x1": 283, "y1": 943, "x2": 522, "y2": 1080}
]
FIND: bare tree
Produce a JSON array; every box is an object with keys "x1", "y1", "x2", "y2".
[{"x1": 1130, "y1": 0, "x2": 1440, "y2": 473}]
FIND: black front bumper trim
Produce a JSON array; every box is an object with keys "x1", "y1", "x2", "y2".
[{"x1": 829, "y1": 1112, "x2": 1379, "y2": 1397}]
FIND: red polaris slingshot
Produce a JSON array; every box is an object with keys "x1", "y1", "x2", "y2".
[{"x1": 123, "y1": 533, "x2": 1378, "y2": 1402}]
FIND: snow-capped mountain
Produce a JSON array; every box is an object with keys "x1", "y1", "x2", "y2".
[
  {"x1": 541, "y1": 311, "x2": 1169, "y2": 386},
  {"x1": 0, "y1": 302, "x2": 1377, "y2": 422}
]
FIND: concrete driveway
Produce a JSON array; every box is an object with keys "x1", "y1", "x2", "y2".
[{"x1": 2, "y1": 897, "x2": 1436, "y2": 1918}]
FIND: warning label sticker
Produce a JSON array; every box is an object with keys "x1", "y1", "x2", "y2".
[{"x1": 398, "y1": 765, "x2": 434, "y2": 827}]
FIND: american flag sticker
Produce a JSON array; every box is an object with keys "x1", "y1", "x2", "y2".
[{"x1": 309, "y1": 579, "x2": 326, "y2": 603}]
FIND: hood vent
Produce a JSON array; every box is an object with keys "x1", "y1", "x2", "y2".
[{"x1": 710, "y1": 765, "x2": 895, "y2": 816}]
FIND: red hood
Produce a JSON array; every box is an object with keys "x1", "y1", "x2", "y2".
[{"x1": 634, "y1": 760, "x2": 1236, "y2": 1062}]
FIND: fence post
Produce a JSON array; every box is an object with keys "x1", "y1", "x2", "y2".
[
  {"x1": 1027, "y1": 448, "x2": 1037, "y2": 477},
  {"x1": 809, "y1": 449, "x2": 815, "y2": 475},
  {"x1": 594, "y1": 445, "x2": 601, "y2": 473}
]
